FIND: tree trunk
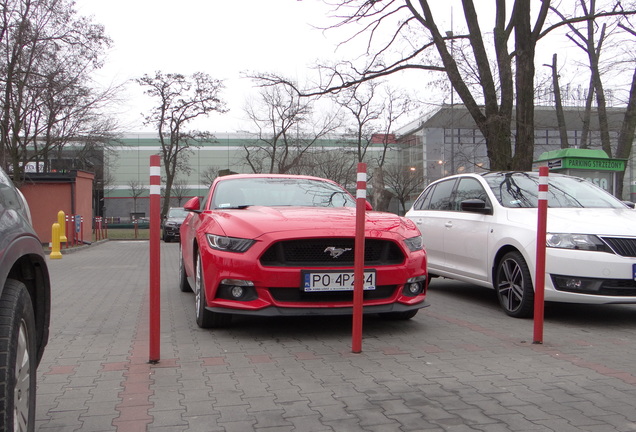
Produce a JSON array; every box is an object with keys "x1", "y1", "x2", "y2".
[
  {"x1": 512, "y1": 0, "x2": 536, "y2": 171},
  {"x1": 614, "y1": 67, "x2": 636, "y2": 199},
  {"x1": 370, "y1": 166, "x2": 393, "y2": 212},
  {"x1": 481, "y1": 114, "x2": 513, "y2": 170}
]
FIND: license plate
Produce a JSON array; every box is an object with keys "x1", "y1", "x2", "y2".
[
  {"x1": 302, "y1": 270, "x2": 376, "y2": 292},
  {"x1": 633, "y1": 264, "x2": 636, "y2": 281}
]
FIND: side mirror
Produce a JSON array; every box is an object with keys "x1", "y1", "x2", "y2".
[
  {"x1": 184, "y1": 196, "x2": 201, "y2": 213},
  {"x1": 460, "y1": 199, "x2": 492, "y2": 215},
  {"x1": 365, "y1": 201, "x2": 373, "y2": 211}
]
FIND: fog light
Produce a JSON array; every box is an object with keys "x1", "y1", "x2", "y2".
[
  {"x1": 407, "y1": 282, "x2": 421, "y2": 294},
  {"x1": 218, "y1": 279, "x2": 257, "y2": 301},
  {"x1": 402, "y1": 275, "x2": 426, "y2": 297},
  {"x1": 230, "y1": 286, "x2": 245, "y2": 298},
  {"x1": 551, "y1": 275, "x2": 603, "y2": 293}
]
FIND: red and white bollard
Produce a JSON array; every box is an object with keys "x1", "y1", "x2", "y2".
[
  {"x1": 352, "y1": 163, "x2": 367, "y2": 353},
  {"x1": 533, "y1": 166, "x2": 548, "y2": 344},
  {"x1": 149, "y1": 155, "x2": 161, "y2": 362}
]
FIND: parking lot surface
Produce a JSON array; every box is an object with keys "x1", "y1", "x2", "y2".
[{"x1": 37, "y1": 241, "x2": 636, "y2": 431}]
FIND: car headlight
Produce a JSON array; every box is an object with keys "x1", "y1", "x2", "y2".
[
  {"x1": 404, "y1": 236, "x2": 423, "y2": 252},
  {"x1": 546, "y1": 233, "x2": 609, "y2": 252},
  {"x1": 206, "y1": 234, "x2": 255, "y2": 252}
]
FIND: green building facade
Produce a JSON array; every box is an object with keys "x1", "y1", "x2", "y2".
[{"x1": 103, "y1": 133, "x2": 402, "y2": 221}]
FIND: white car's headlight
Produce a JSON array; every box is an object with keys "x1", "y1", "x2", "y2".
[
  {"x1": 404, "y1": 236, "x2": 423, "y2": 252},
  {"x1": 546, "y1": 233, "x2": 609, "y2": 252},
  {"x1": 206, "y1": 234, "x2": 255, "y2": 252}
]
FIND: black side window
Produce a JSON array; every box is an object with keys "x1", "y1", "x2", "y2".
[
  {"x1": 427, "y1": 179, "x2": 456, "y2": 210},
  {"x1": 452, "y1": 178, "x2": 490, "y2": 211},
  {"x1": 412, "y1": 187, "x2": 432, "y2": 210}
]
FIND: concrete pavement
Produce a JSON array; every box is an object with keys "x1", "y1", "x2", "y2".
[{"x1": 36, "y1": 240, "x2": 636, "y2": 431}]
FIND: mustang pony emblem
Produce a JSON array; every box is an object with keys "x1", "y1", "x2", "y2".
[{"x1": 324, "y1": 247, "x2": 352, "y2": 259}]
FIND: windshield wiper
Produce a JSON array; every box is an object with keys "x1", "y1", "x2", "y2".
[{"x1": 215, "y1": 204, "x2": 251, "y2": 209}]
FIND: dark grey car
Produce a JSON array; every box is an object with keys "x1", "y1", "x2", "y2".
[
  {"x1": 0, "y1": 166, "x2": 50, "y2": 431},
  {"x1": 162, "y1": 207, "x2": 188, "y2": 242}
]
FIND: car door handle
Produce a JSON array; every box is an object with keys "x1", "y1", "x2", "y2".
[{"x1": 445, "y1": 221, "x2": 453, "y2": 228}]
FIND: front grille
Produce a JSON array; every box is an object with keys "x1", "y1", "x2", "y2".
[
  {"x1": 269, "y1": 285, "x2": 398, "y2": 302},
  {"x1": 601, "y1": 237, "x2": 636, "y2": 257},
  {"x1": 260, "y1": 238, "x2": 405, "y2": 267}
]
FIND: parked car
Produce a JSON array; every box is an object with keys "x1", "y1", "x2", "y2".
[
  {"x1": 406, "y1": 171, "x2": 636, "y2": 318},
  {"x1": 0, "y1": 166, "x2": 51, "y2": 430},
  {"x1": 179, "y1": 173, "x2": 428, "y2": 328},
  {"x1": 162, "y1": 207, "x2": 188, "y2": 242}
]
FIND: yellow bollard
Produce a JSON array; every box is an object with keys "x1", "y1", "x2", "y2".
[
  {"x1": 50, "y1": 223, "x2": 63, "y2": 259},
  {"x1": 57, "y1": 210, "x2": 67, "y2": 243}
]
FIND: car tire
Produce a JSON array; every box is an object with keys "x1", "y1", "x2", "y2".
[
  {"x1": 178, "y1": 247, "x2": 192, "y2": 293},
  {"x1": 379, "y1": 309, "x2": 418, "y2": 320},
  {"x1": 0, "y1": 279, "x2": 37, "y2": 432},
  {"x1": 194, "y1": 253, "x2": 232, "y2": 328},
  {"x1": 163, "y1": 233, "x2": 169, "y2": 242},
  {"x1": 495, "y1": 251, "x2": 534, "y2": 318}
]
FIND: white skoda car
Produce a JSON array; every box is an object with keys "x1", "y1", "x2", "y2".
[{"x1": 406, "y1": 171, "x2": 636, "y2": 318}]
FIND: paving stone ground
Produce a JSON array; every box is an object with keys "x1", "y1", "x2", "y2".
[{"x1": 36, "y1": 240, "x2": 636, "y2": 431}]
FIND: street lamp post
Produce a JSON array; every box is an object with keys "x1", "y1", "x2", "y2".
[{"x1": 445, "y1": 29, "x2": 455, "y2": 176}]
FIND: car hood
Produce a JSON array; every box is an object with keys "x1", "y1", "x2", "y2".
[
  {"x1": 506, "y1": 207, "x2": 636, "y2": 236},
  {"x1": 205, "y1": 206, "x2": 419, "y2": 240}
]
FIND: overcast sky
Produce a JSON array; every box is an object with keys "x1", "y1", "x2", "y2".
[
  {"x1": 75, "y1": 0, "x2": 573, "y2": 135},
  {"x1": 73, "y1": 0, "x2": 367, "y2": 134}
]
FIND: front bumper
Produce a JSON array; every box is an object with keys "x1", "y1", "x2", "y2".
[
  {"x1": 163, "y1": 225, "x2": 181, "y2": 238},
  {"x1": 207, "y1": 300, "x2": 430, "y2": 317},
  {"x1": 198, "y1": 238, "x2": 428, "y2": 315},
  {"x1": 543, "y1": 248, "x2": 636, "y2": 304}
]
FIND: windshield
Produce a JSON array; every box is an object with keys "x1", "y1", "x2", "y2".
[
  {"x1": 167, "y1": 208, "x2": 188, "y2": 218},
  {"x1": 484, "y1": 172, "x2": 626, "y2": 209},
  {"x1": 211, "y1": 177, "x2": 356, "y2": 209}
]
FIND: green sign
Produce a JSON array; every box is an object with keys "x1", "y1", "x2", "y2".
[
  {"x1": 559, "y1": 158, "x2": 625, "y2": 171},
  {"x1": 535, "y1": 149, "x2": 626, "y2": 172}
]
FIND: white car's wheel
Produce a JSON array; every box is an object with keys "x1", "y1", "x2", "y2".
[{"x1": 495, "y1": 251, "x2": 534, "y2": 318}]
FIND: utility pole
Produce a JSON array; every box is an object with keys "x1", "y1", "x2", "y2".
[{"x1": 446, "y1": 8, "x2": 455, "y2": 175}]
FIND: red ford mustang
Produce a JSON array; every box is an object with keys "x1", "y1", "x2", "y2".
[{"x1": 179, "y1": 173, "x2": 428, "y2": 328}]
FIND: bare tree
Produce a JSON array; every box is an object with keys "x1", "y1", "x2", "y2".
[
  {"x1": 614, "y1": 23, "x2": 636, "y2": 198},
  {"x1": 170, "y1": 178, "x2": 190, "y2": 206},
  {"x1": 242, "y1": 82, "x2": 339, "y2": 174},
  {"x1": 383, "y1": 164, "x2": 424, "y2": 215},
  {"x1": 552, "y1": 1, "x2": 636, "y2": 197},
  {"x1": 136, "y1": 71, "x2": 227, "y2": 218},
  {"x1": 303, "y1": 147, "x2": 358, "y2": 187},
  {"x1": 0, "y1": 0, "x2": 115, "y2": 183},
  {"x1": 201, "y1": 165, "x2": 220, "y2": 187},
  {"x1": 552, "y1": 0, "x2": 614, "y2": 154},
  {"x1": 332, "y1": 79, "x2": 383, "y2": 163},
  {"x1": 329, "y1": 78, "x2": 413, "y2": 210},
  {"x1": 127, "y1": 179, "x2": 145, "y2": 217},
  {"x1": 254, "y1": 1, "x2": 635, "y2": 171}
]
